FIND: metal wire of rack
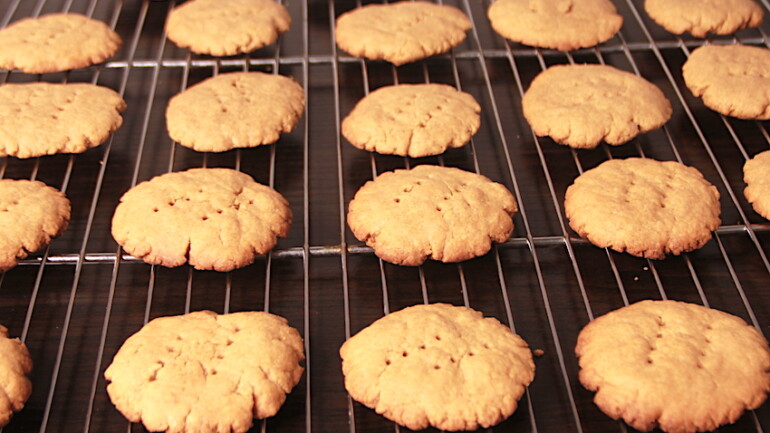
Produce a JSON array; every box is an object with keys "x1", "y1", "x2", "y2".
[{"x1": 0, "y1": 0, "x2": 769, "y2": 432}]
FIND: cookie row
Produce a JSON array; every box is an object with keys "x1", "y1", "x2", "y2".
[
  {"x1": 4, "y1": 44, "x2": 767, "y2": 160},
  {"x1": 1, "y1": 0, "x2": 766, "y2": 74},
  {"x1": 335, "y1": 0, "x2": 765, "y2": 64},
  {"x1": 2, "y1": 299, "x2": 767, "y2": 433},
  {"x1": 1, "y1": 152, "x2": 769, "y2": 272}
]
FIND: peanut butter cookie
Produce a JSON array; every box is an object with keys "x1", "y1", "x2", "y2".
[
  {"x1": 111, "y1": 168, "x2": 292, "y2": 272},
  {"x1": 335, "y1": 1, "x2": 471, "y2": 65},
  {"x1": 0, "y1": 82, "x2": 126, "y2": 158},
  {"x1": 347, "y1": 165, "x2": 517, "y2": 266},
  {"x1": 565, "y1": 158, "x2": 720, "y2": 259},
  {"x1": 523, "y1": 64, "x2": 672, "y2": 149},
  {"x1": 341, "y1": 303, "x2": 534, "y2": 431},
  {"x1": 645, "y1": 0, "x2": 764, "y2": 37},
  {"x1": 683, "y1": 44, "x2": 770, "y2": 120},
  {"x1": 487, "y1": 0, "x2": 623, "y2": 51},
  {"x1": 0, "y1": 179, "x2": 70, "y2": 271},
  {"x1": 166, "y1": 0, "x2": 291, "y2": 56},
  {"x1": 166, "y1": 72, "x2": 304, "y2": 153},
  {"x1": 105, "y1": 310, "x2": 305, "y2": 433},
  {"x1": 342, "y1": 83, "x2": 481, "y2": 158},
  {"x1": 577, "y1": 299, "x2": 770, "y2": 433},
  {"x1": 0, "y1": 13, "x2": 121, "y2": 73}
]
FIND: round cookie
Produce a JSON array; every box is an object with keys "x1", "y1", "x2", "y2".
[
  {"x1": 576, "y1": 299, "x2": 770, "y2": 433},
  {"x1": 0, "y1": 82, "x2": 126, "y2": 159},
  {"x1": 165, "y1": 0, "x2": 291, "y2": 56},
  {"x1": 0, "y1": 179, "x2": 71, "y2": 271},
  {"x1": 487, "y1": 0, "x2": 623, "y2": 51},
  {"x1": 564, "y1": 158, "x2": 721, "y2": 259},
  {"x1": 744, "y1": 150, "x2": 770, "y2": 220},
  {"x1": 0, "y1": 325, "x2": 32, "y2": 428},
  {"x1": 342, "y1": 83, "x2": 481, "y2": 158},
  {"x1": 0, "y1": 13, "x2": 121, "y2": 74},
  {"x1": 522, "y1": 64, "x2": 672, "y2": 149},
  {"x1": 166, "y1": 72, "x2": 304, "y2": 152},
  {"x1": 347, "y1": 165, "x2": 517, "y2": 266},
  {"x1": 340, "y1": 303, "x2": 535, "y2": 431},
  {"x1": 111, "y1": 168, "x2": 292, "y2": 272},
  {"x1": 645, "y1": 0, "x2": 764, "y2": 38},
  {"x1": 105, "y1": 310, "x2": 304, "y2": 433},
  {"x1": 683, "y1": 44, "x2": 770, "y2": 120},
  {"x1": 335, "y1": 1, "x2": 472, "y2": 66}
]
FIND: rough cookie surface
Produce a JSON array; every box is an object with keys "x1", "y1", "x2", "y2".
[
  {"x1": 645, "y1": 0, "x2": 764, "y2": 37},
  {"x1": 683, "y1": 44, "x2": 770, "y2": 120},
  {"x1": 335, "y1": 1, "x2": 472, "y2": 65},
  {"x1": 105, "y1": 310, "x2": 305, "y2": 433},
  {"x1": 523, "y1": 64, "x2": 672, "y2": 149},
  {"x1": 340, "y1": 303, "x2": 535, "y2": 431},
  {"x1": 347, "y1": 165, "x2": 517, "y2": 266},
  {"x1": 111, "y1": 168, "x2": 292, "y2": 272},
  {"x1": 565, "y1": 158, "x2": 720, "y2": 259},
  {"x1": 342, "y1": 83, "x2": 481, "y2": 158},
  {"x1": 0, "y1": 82, "x2": 126, "y2": 159},
  {"x1": 0, "y1": 13, "x2": 121, "y2": 73},
  {"x1": 0, "y1": 325, "x2": 32, "y2": 428},
  {"x1": 166, "y1": 0, "x2": 291, "y2": 56},
  {"x1": 166, "y1": 72, "x2": 305, "y2": 153},
  {"x1": 744, "y1": 150, "x2": 770, "y2": 220},
  {"x1": 487, "y1": 0, "x2": 623, "y2": 51},
  {"x1": 0, "y1": 179, "x2": 70, "y2": 271},
  {"x1": 576, "y1": 300, "x2": 770, "y2": 433}
]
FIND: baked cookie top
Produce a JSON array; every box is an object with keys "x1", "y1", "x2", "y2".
[
  {"x1": 0, "y1": 82, "x2": 126, "y2": 159},
  {"x1": 576, "y1": 299, "x2": 770, "y2": 433},
  {"x1": 565, "y1": 158, "x2": 721, "y2": 259},
  {"x1": 645, "y1": 0, "x2": 764, "y2": 37},
  {"x1": 487, "y1": 0, "x2": 623, "y2": 51},
  {"x1": 111, "y1": 168, "x2": 292, "y2": 272},
  {"x1": 683, "y1": 44, "x2": 770, "y2": 120},
  {"x1": 0, "y1": 179, "x2": 70, "y2": 271},
  {"x1": 340, "y1": 303, "x2": 535, "y2": 431},
  {"x1": 0, "y1": 13, "x2": 121, "y2": 74},
  {"x1": 0, "y1": 325, "x2": 32, "y2": 428},
  {"x1": 166, "y1": 72, "x2": 305, "y2": 153},
  {"x1": 744, "y1": 150, "x2": 770, "y2": 220},
  {"x1": 335, "y1": 1, "x2": 472, "y2": 66},
  {"x1": 166, "y1": 0, "x2": 291, "y2": 56},
  {"x1": 522, "y1": 64, "x2": 672, "y2": 149},
  {"x1": 347, "y1": 165, "x2": 517, "y2": 266},
  {"x1": 105, "y1": 310, "x2": 304, "y2": 433},
  {"x1": 342, "y1": 83, "x2": 481, "y2": 158}
]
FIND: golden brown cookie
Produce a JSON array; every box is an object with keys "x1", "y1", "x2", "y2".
[
  {"x1": 487, "y1": 0, "x2": 623, "y2": 51},
  {"x1": 111, "y1": 168, "x2": 292, "y2": 272},
  {"x1": 347, "y1": 165, "x2": 517, "y2": 266},
  {"x1": 645, "y1": 0, "x2": 764, "y2": 37},
  {"x1": 683, "y1": 44, "x2": 770, "y2": 120},
  {"x1": 0, "y1": 325, "x2": 32, "y2": 428},
  {"x1": 0, "y1": 13, "x2": 121, "y2": 74},
  {"x1": 340, "y1": 303, "x2": 535, "y2": 431},
  {"x1": 105, "y1": 310, "x2": 305, "y2": 433},
  {"x1": 744, "y1": 150, "x2": 770, "y2": 220},
  {"x1": 576, "y1": 299, "x2": 770, "y2": 433},
  {"x1": 342, "y1": 83, "x2": 481, "y2": 158},
  {"x1": 166, "y1": 72, "x2": 304, "y2": 153},
  {"x1": 0, "y1": 179, "x2": 71, "y2": 271},
  {"x1": 165, "y1": 0, "x2": 291, "y2": 56},
  {"x1": 335, "y1": 1, "x2": 472, "y2": 66},
  {"x1": 522, "y1": 64, "x2": 672, "y2": 149},
  {"x1": 0, "y1": 82, "x2": 126, "y2": 159},
  {"x1": 564, "y1": 158, "x2": 720, "y2": 259}
]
